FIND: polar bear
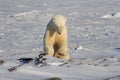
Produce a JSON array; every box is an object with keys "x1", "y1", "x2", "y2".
[{"x1": 43, "y1": 15, "x2": 70, "y2": 60}]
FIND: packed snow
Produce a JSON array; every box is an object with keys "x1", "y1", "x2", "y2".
[{"x1": 0, "y1": 0, "x2": 120, "y2": 80}]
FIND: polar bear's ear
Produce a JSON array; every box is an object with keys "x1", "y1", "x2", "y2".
[
  {"x1": 53, "y1": 15, "x2": 57, "y2": 20},
  {"x1": 53, "y1": 16, "x2": 56, "y2": 22}
]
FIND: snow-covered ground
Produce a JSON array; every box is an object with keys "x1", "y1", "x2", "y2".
[{"x1": 0, "y1": 0, "x2": 120, "y2": 80}]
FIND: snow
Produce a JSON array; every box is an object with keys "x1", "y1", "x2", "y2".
[
  {"x1": 0, "y1": 0, "x2": 120, "y2": 80},
  {"x1": 0, "y1": 49, "x2": 3, "y2": 53}
]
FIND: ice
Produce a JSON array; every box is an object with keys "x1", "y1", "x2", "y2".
[{"x1": 101, "y1": 12, "x2": 120, "y2": 18}]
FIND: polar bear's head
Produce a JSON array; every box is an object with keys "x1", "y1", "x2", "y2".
[{"x1": 52, "y1": 15, "x2": 67, "y2": 34}]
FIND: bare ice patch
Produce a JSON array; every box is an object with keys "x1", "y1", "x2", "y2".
[
  {"x1": 74, "y1": 45, "x2": 91, "y2": 51},
  {"x1": 48, "y1": 62, "x2": 64, "y2": 66},
  {"x1": 101, "y1": 12, "x2": 120, "y2": 18}
]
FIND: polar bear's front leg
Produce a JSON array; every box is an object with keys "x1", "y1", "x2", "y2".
[
  {"x1": 44, "y1": 39, "x2": 54, "y2": 56},
  {"x1": 43, "y1": 30, "x2": 55, "y2": 56},
  {"x1": 44, "y1": 44, "x2": 54, "y2": 56}
]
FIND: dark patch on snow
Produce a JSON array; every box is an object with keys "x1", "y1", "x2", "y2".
[
  {"x1": 43, "y1": 77, "x2": 62, "y2": 80},
  {"x1": 18, "y1": 58, "x2": 33, "y2": 63},
  {"x1": 0, "y1": 60, "x2": 5, "y2": 65},
  {"x1": 115, "y1": 48, "x2": 120, "y2": 52},
  {"x1": 111, "y1": 13, "x2": 116, "y2": 16}
]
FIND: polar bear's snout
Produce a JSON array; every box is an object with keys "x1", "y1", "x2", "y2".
[{"x1": 57, "y1": 27, "x2": 61, "y2": 34}]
